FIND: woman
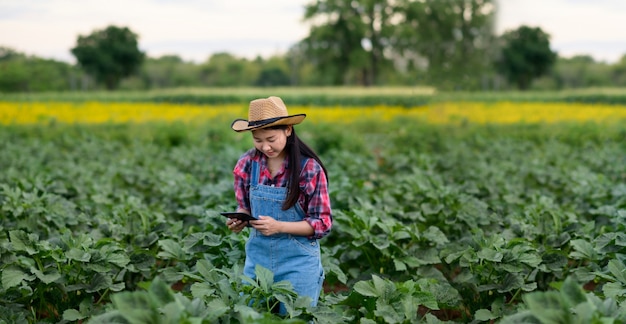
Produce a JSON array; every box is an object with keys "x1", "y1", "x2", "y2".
[{"x1": 227, "y1": 96, "x2": 333, "y2": 314}]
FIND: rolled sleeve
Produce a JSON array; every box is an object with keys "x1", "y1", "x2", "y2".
[
  {"x1": 233, "y1": 151, "x2": 253, "y2": 211},
  {"x1": 300, "y1": 159, "x2": 333, "y2": 239}
]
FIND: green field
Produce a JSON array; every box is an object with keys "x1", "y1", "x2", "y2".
[
  {"x1": 3, "y1": 86, "x2": 626, "y2": 106},
  {"x1": 1, "y1": 95, "x2": 626, "y2": 323}
]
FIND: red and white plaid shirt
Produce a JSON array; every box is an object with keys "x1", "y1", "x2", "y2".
[{"x1": 233, "y1": 148, "x2": 332, "y2": 239}]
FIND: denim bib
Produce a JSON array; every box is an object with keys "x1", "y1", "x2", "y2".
[{"x1": 243, "y1": 159, "x2": 324, "y2": 313}]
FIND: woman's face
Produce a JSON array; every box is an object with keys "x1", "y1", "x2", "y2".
[{"x1": 252, "y1": 126, "x2": 292, "y2": 159}]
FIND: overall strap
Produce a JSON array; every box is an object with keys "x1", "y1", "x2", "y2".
[
  {"x1": 251, "y1": 161, "x2": 259, "y2": 186},
  {"x1": 251, "y1": 157, "x2": 308, "y2": 186}
]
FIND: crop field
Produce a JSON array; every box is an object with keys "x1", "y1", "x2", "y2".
[{"x1": 1, "y1": 94, "x2": 626, "y2": 323}]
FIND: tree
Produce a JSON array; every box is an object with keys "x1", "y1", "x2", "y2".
[
  {"x1": 611, "y1": 54, "x2": 626, "y2": 86},
  {"x1": 398, "y1": 0, "x2": 497, "y2": 90},
  {"x1": 495, "y1": 25, "x2": 557, "y2": 90},
  {"x1": 301, "y1": 0, "x2": 397, "y2": 86},
  {"x1": 140, "y1": 55, "x2": 201, "y2": 88},
  {"x1": 255, "y1": 56, "x2": 291, "y2": 87},
  {"x1": 550, "y1": 55, "x2": 611, "y2": 89},
  {"x1": 299, "y1": 0, "x2": 496, "y2": 88},
  {"x1": 0, "y1": 47, "x2": 74, "y2": 92},
  {"x1": 71, "y1": 25, "x2": 145, "y2": 90},
  {"x1": 200, "y1": 52, "x2": 258, "y2": 87}
]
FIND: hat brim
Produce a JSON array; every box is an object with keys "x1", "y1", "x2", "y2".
[{"x1": 231, "y1": 114, "x2": 306, "y2": 132}]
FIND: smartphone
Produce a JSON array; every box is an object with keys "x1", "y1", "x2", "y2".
[{"x1": 220, "y1": 212, "x2": 257, "y2": 222}]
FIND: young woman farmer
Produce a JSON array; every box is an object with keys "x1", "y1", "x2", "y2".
[{"x1": 227, "y1": 96, "x2": 333, "y2": 314}]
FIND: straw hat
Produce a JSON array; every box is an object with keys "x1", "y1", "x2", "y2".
[{"x1": 231, "y1": 96, "x2": 306, "y2": 132}]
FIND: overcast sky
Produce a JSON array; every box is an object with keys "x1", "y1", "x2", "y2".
[{"x1": 1, "y1": 0, "x2": 624, "y2": 64}]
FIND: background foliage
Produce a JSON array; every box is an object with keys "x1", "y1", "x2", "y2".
[{"x1": 2, "y1": 0, "x2": 626, "y2": 92}]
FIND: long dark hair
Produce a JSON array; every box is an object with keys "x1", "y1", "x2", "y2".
[{"x1": 269, "y1": 125, "x2": 327, "y2": 210}]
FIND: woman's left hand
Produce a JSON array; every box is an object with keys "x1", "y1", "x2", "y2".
[{"x1": 250, "y1": 216, "x2": 282, "y2": 236}]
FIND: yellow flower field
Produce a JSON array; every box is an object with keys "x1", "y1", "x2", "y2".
[{"x1": 1, "y1": 101, "x2": 626, "y2": 125}]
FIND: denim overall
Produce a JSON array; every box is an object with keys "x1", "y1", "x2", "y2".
[{"x1": 244, "y1": 159, "x2": 324, "y2": 314}]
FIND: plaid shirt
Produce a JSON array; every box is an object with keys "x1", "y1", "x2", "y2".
[{"x1": 233, "y1": 148, "x2": 332, "y2": 239}]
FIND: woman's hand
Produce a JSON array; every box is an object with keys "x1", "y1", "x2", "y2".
[
  {"x1": 226, "y1": 218, "x2": 247, "y2": 233},
  {"x1": 250, "y1": 216, "x2": 282, "y2": 236}
]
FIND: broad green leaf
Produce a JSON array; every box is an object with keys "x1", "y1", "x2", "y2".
[
  {"x1": 9, "y1": 230, "x2": 39, "y2": 255},
  {"x1": 325, "y1": 261, "x2": 347, "y2": 284},
  {"x1": 2, "y1": 267, "x2": 27, "y2": 288},
  {"x1": 159, "y1": 267, "x2": 184, "y2": 283},
  {"x1": 149, "y1": 277, "x2": 175, "y2": 305},
  {"x1": 393, "y1": 259, "x2": 407, "y2": 272},
  {"x1": 421, "y1": 203, "x2": 442, "y2": 216},
  {"x1": 521, "y1": 282, "x2": 537, "y2": 292},
  {"x1": 274, "y1": 293, "x2": 306, "y2": 317},
  {"x1": 392, "y1": 230, "x2": 411, "y2": 241},
  {"x1": 182, "y1": 232, "x2": 205, "y2": 249},
  {"x1": 202, "y1": 232, "x2": 223, "y2": 247},
  {"x1": 354, "y1": 280, "x2": 378, "y2": 297},
  {"x1": 105, "y1": 253, "x2": 130, "y2": 267},
  {"x1": 86, "y1": 273, "x2": 113, "y2": 293},
  {"x1": 541, "y1": 252, "x2": 569, "y2": 271},
  {"x1": 66, "y1": 248, "x2": 91, "y2": 262},
  {"x1": 217, "y1": 278, "x2": 239, "y2": 300},
  {"x1": 459, "y1": 250, "x2": 479, "y2": 265},
  {"x1": 602, "y1": 282, "x2": 626, "y2": 301},
  {"x1": 233, "y1": 304, "x2": 260, "y2": 320},
  {"x1": 190, "y1": 282, "x2": 215, "y2": 299},
  {"x1": 311, "y1": 306, "x2": 347, "y2": 323},
  {"x1": 160, "y1": 302, "x2": 188, "y2": 323},
  {"x1": 195, "y1": 259, "x2": 215, "y2": 279},
  {"x1": 615, "y1": 232, "x2": 626, "y2": 246},
  {"x1": 351, "y1": 235, "x2": 369, "y2": 247},
  {"x1": 109, "y1": 282, "x2": 125, "y2": 292},
  {"x1": 62, "y1": 309, "x2": 86, "y2": 321},
  {"x1": 497, "y1": 273, "x2": 524, "y2": 293},
  {"x1": 423, "y1": 226, "x2": 449, "y2": 245},
  {"x1": 517, "y1": 253, "x2": 542, "y2": 267},
  {"x1": 30, "y1": 268, "x2": 61, "y2": 284},
  {"x1": 271, "y1": 280, "x2": 295, "y2": 295},
  {"x1": 360, "y1": 319, "x2": 377, "y2": 324},
  {"x1": 254, "y1": 265, "x2": 274, "y2": 293},
  {"x1": 443, "y1": 248, "x2": 469, "y2": 263},
  {"x1": 607, "y1": 259, "x2": 626, "y2": 284},
  {"x1": 374, "y1": 302, "x2": 402, "y2": 324},
  {"x1": 523, "y1": 291, "x2": 572, "y2": 324},
  {"x1": 84, "y1": 263, "x2": 112, "y2": 273},
  {"x1": 401, "y1": 256, "x2": 422, "y2": 268},
  {"x1": 413, "y1": 290, "x2": 439, "y2": 310},
  {"x1": 112, "y1": 292, "x2": 159, "y2": 323},
  {"x1": 569, "y1": 239, "x2": 597, "y2": 260},
  {"x1": 477, "y1": 248, "x2": 503, "y2": 262},
  {"x1": 415, "y1": 248, "x2": 441, "y2": 264},
  {"x1": 205, "y1": 299, "x2": 229, "y2": 321},
  {"x1": 372, "y1": 275, "x2": 396, "y2": 301},
  {"x1": 371, "y1": 234, "x2": 390, "y2": 250},
  {"x1": 157, "y1": 239, "x2": 186, "y2": 260},
  {"x1": 595, "y1": 233, "x2": 618, "y2": 252},
  {"x1": 401, "y1": 295, "x2": 419, "y2": 320},
  {"x1": 501, "y1": 263, "x2": 526, "y2": 273},
  {"x1": 474, "y1": 309, "x2": 497, "y2": 321}
]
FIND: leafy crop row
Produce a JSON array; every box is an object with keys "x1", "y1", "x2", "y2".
[{"x1": 1, "y1": 119, "x2": 625, "y2": 323}]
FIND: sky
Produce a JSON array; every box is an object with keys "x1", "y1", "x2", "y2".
[{"x1": 0, "y1": 0, "x2": 625, "y2": 64}]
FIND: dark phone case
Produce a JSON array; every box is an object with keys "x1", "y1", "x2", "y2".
[{"x1": 220, "y1": 212, "x2": 257, "y2": 222}]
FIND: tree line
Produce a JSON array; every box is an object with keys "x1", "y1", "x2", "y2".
[{"x1": 1, "y1": 0, "x2": 626, "y2": 93}]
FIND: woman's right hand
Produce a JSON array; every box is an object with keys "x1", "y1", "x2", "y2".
[{"x1": 227, "y1": 218, "x2": 247, "y2": 233}]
